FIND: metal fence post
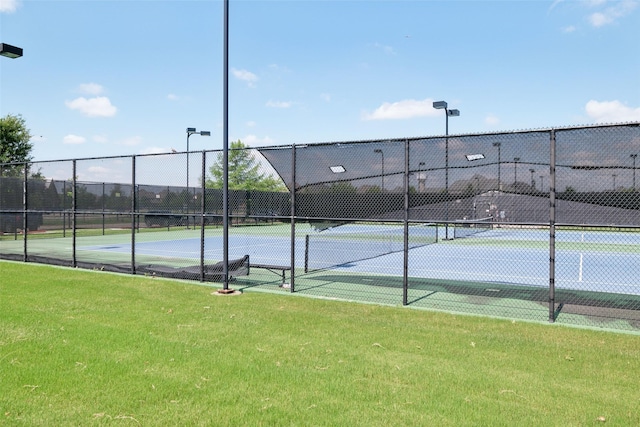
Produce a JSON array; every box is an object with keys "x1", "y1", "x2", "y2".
[
  {"x1": 131, "y1": 156, "x2": 136, "y2": 274},
  {"x1": 72, "y1": 160, "x2": 77, "y2": 267},
  {"x1": 549, "y1": 130, "x2": 557, "y2": 322},
  {"x1": 200, "y1": 151, "x2": 206, "y2": 282},
  {"x1": 22, "y1": 162, "x2": 28, "y2": 261},
  {"x1": 290, "y1": 144, "x2": 297, "y2": 293},
  {"x1": 403, "y1": 139, "x2": 409, "y2": 306}
]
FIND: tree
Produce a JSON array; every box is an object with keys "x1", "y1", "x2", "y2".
[
  {"x1": 205, "y1": 140, "x2": 287, "y2": 192},
  {"x1": 1, "y1": 114, "x2": 33, "y2": 176}
]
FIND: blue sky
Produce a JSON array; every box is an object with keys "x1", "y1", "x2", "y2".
[{"x1": 2, "y1": 0, "x2": 639, "y2": 173}]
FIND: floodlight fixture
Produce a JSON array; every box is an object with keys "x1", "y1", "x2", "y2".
[
  {"x1": 433, "y1": 101, "x2": 447, "y2": 109},
  {"x1": 465, "y1": 153, "x2": 485, "y2": 161},
  {"x1": 0, "y1": 43, "x2": 23, "y2": 59},
  {"x1": 447, "y1": 109, "x2": 460, "y2": 117},
  {"x1": 330, "y1": 165, "x2": 346, "y2": 173},
  {"x1": 186, "y1": 127, "x2": 197, "y2": 133}
]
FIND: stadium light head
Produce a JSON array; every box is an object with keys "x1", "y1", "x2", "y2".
[
  {"x1": 200, "y1": 131, "x2": 211, "y2": 136},
  {"x1": 0, "y1": 43, "x2": 23, "y2": 59},
  {"x1": 186, "y1": 127, "x2": 197, "y2": 134},
  {"x1": 433, "y1": 101, "x2": 447, "y2": 110},
  {"x1": 330, "y1": 165, "x2": 346, "y2": 173},
  {"x1": 447, "y1": 109, "x2": 460, "y2": 117}
]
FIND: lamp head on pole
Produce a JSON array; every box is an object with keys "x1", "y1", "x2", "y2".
[
  {"x1": 187, "y1": 128, "x2": 210, "y2": 137},
  {"x1": 0, "y1": 43, "x2": 23, "y2": 59},
  {"x1": 433, "y1": 101, "x2": 447, "y2": 110},
  {"x1": 447, "y1": 109, "x2": 460, "y2": 117}
]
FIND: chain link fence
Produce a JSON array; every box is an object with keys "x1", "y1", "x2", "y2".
[{"x1": 2, "y1": 123, "x2": 639, "y2": 330}]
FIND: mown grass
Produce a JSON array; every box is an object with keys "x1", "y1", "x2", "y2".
[{"x1": 1, "y1": 261, "x2": 639, "y2": 426}]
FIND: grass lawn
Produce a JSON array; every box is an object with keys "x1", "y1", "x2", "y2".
[{"x1": 1, "y1": 261, "x2": 639, "y2": 426}]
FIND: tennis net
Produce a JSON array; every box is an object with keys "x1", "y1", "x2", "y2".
[
  {"x1": 453, "y1": 216, "x2": 494, "y2": 239},
  {"x1": 304, "y1": 222, "x2": 438, "y2": 272}
]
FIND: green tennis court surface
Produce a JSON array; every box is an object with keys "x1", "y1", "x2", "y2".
[{"x1": 2, "y1": 224, "x2": 639, "y2": 329}]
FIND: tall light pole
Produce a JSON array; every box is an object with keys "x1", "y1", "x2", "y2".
[
  {"x1": 0, "y1": 43, "x2": 23, "y2": 59},
  {"x1": 433, "y1": 100, "x2": 460, "y2": 239},
  {"x1": 539, "y1": 175, "x2": 545, "y2": 192},
  {"x1": 513, "y1": 157, "x2": 520, "y2": 189},
  {"x1": 493, "y1": 142, "x2": 501, "y2": 191},
  {"x1": 185, "y1": 128, "x2": 210, "y2": 228},
  {"x1": 374, "y1": 149, "x2": 384, "y2": 192},
  {"x1": 631, "y1": 154, "x2": 637, "y2": 191},
  {"x1": 418, "y1": 161, "x2": 426, "y2": 192},
  {"x1": 529, "y1": 168, "x2": 535, "y2": 190}
]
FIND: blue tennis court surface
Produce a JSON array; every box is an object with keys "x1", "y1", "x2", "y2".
[{"x1": 78, "y1": 226, "x2": 640, "y2": 296}]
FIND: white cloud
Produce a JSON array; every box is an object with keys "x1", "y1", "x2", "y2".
[
  {"x1": 242, "y1": 134, "x2": 275, "y2": 146},
  {"x1": 232, "y1": 68, "x2": 258, "y2": 88},
  {"x1": 585, "y1": 100, "x2": 640, "y2": 123},
  {"x1": 78, "y1": 83, "x2": 104, "y2": 95},
  {"x1": 320, "y1": 93, "x2": 332, "y2": 102},
  {"x1": 484, "y1": 114, "x2": 500, "y2": 126},
  {"x1": 549, "y1": 0, "x2": 564, "y2": 11},
  {"x1": 0, "y1": 0, "x2": 20, "y2": 13},
  {"x1": 86, "y1": 166, "x2": 110, "y2": 174},
  {"x1": 362, "y1": 98, "x2": 441, "y2": 121},
  {"x1": 562, "y1": 25, "x2": 577, "y2": 33},
  {"x1": 92, "y1": 134, "x2": 108, "y2": 143},
  {"x1": 266, "y1": 100, "x2": 292, "y2": 108},
  {"x1": 246, "y1": 121, "x2": 257, "y2": 127},
  {"x1": 65, "y1": 96, "x2": 117, "y2": 117},
  {"x1": 588, "y1": 0, "x2": 637, "y2": 27},
  {"x1": 139, "y1": 146, "x2": 171, "y2": 155},
  {"x1": 372, "y1": 42, "x2": 395, "y2": 55},
  {"x1": 119, "y1": 136, "x2": 143, "y2": 146},
  {"x1": 167, "y1": 93, "x2": 179, "y2": 101},
  {"x1": 63, "y1": 134, "x2": 86, "y2": 145}
]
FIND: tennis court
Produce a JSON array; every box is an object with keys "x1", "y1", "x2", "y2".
[{"x1": 62, "y1": 224, "x2": 639, "y2": 297}]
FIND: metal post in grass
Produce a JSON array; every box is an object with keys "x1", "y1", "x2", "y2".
[
  {"x1": 219, "y1": 0, "x2": 232, "y2": 293},
  {"x1": 22, "y1": 161, "x2": 28, "y2": 261},
  {"x1": 131, "y1": 156, "x2": 136, "y2": 275},
  {"x1": 102, "y1": 182, "x2": 106, "y2": 235},
  {"x1": 548, "y1": 130, "x2": 557, "y2": 322},
  {"x1": 290, "y1": 144, "x2": 296, "y2": 292},
  {"x1": 403, "y1": 139, "x2": 410, "y2": 306},
  {"x1": 72, "y1": 160, "x2": 78, "y2": 267},
  {"x1": 200, "y1": 151, "x2": 206, "y2": 282}
]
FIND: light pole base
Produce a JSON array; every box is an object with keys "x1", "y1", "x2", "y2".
[{"x1": 212, "y1": 288, "x2": 241, "y2": 296}]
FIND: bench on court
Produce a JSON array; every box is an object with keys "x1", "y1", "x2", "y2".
[
  {"x1": 249, "y1": 262, "x2": 292, "y2": 286},
  {"x1": 137, "y1": 255, "x2": 291, "y2": 286}
]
